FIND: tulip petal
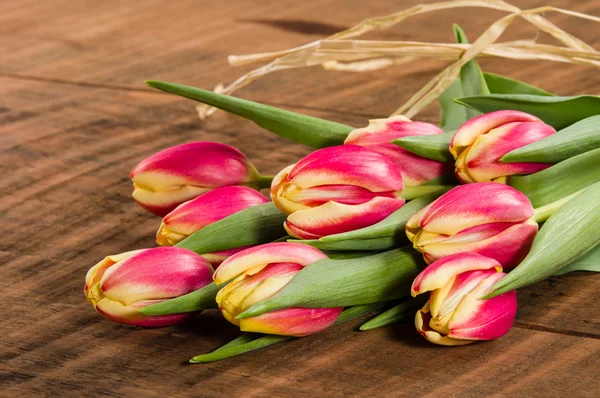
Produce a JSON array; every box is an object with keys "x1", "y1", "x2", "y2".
[
  {"x1": 458, "y1": 121, "x2": 555, "y2": 183},
  {"x1": 449, "y1": 272, "x2": 517, "y2": 340},
  {"x1": 84, "y1": 250, "x2": 144, "y2": 294},
  {"x1": 418, "y1": 183, "x2": 534, "y2": 236},
  {"x1": 157, "y1": 186, "x2": 268, "y2": 245},
  {"x1": 345, "y1": 116, "x2": 450, "y2": 186},
  {"x1": 288, "y1": 145, "x2": 403, "y2": 192},
  {"x1": 415, "y1": 302, "x2": 474, "y2": 346},
  {"x1": 420, "y1": 220, "x2": 538, "y2": 268},
  {"x1": 411, "y1": 253, "x2": 501, "y2": 296},
  {"x1": 285, "y1": 197, "x2": 405, "y2": 239},
  {"x1": 100, "y1": 247, "x2": 214, "y2": 305},
  {"x1": 216, "y1": 263, "x2": 302, "y2": 325},
  {"x1": 240, "y1": 307, "x2": 343, "y2": 337},
  {"x1": 132, "y1": 184, "x2": 211, "y2": 217},
  {"x1": 213, "y1": 243, "x2": 328, "y2": 284},
  {"x1": 200, "y1": 246, "x2": 252, "y2": 267},
  {"x1": 450, "y1": 110, "x2": 541, "y2": 158},
  {"x1": 95, "y1": 298, "x2": 192, "y2": 327},
  {"x1": 131, "y1": 142, "x2": 259, "y2": 189}
]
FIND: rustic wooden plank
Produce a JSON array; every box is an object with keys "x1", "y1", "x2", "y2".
[
  {"x1": 2, "y1": 0, "x2": 600, "y2": 396},
  {"x1": 2, "y1": 0, "x2": 599, "y2": 121}
]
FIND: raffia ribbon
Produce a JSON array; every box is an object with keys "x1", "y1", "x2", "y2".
[{"x1": 197, "y1": 0, "x2": 600, "y2": 120}]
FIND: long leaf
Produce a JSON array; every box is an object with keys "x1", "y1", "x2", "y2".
[
  {"x1": 392, "y1": 131, "x2": 455, "y2": 163},
  {"x1": 237, "y1": 248, "x2": 424, "y2": 319},
  {"x1": 139, "y1": 282, "x2": 221, "y2": 315},
  {"x1": 438, "y1": 25, "x2": 488, "y2": 132},
  {"x1": 502, "y1": 115, "x2": 600, "y2": 163},
  {"x1": 508, "y1": 148, "x2": 600, "y2": 208},
  {"x1": 489, "y1": 181, "x2": 600, "y2": 297},
  {"x1": 146, "y1": 81, "x2": 354, "y2": 148},
  {"x1": 176, "y1": 202, "x2": 287, "y2": 254},
  {"x1": 189, "y1": 303, "x2": 385, "y2": 363},
  {"x1": 482, "y1": 73, "x2": 553, "y2": 96},
  {"x1": 553, "y1": 244, "x2": 600, "y2": 276},
  {"x1": 455, "y1": 94, "x2": 600, "y2": 130},
  {"x1": 293, "y1": 238, "x2": 395, "y2": 251},
  {"x1": 359, "y1": 296, "x2": 428, "y2": 331}
]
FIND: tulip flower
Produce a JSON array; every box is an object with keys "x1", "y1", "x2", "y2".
[
  {"x1": 131, "y1": 142, "x2": 267, "y2": 216},
  {"x1": 406, "y1": 182, "x2": 537, "y2": 268},
  {"x1": 271, "y1": 145, "x2": 405, "y2": 239},
  {"x1": 450, "y1": 110, "x2": 556, "y2": 184},
  {"x1": 345, "y1": 115, "x2": 452, "y2": 186},
  {"x1": 156, "y1": 186, "x2": 268, "y2": 249},
  {"x1": 214, "y1": 243, "x2": 343, "y2": 336},
  {"x1": 84, "y1": 247, "x2": 214, "y2": 327},
  {"x1": 412, "y1": 253, "x2": 517, "y2": 346}
]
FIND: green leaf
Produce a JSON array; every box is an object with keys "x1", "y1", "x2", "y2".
[
  {"x1": 237, "y1": 248, "x2": 424, "y2": 319},
  {"x1": 502, "y1": 115, "x2": 600, "y2": 163},
  {"x1": 455, "y1": 94, "x2": 600, "y2": 130},
  {"x1": 294, "y1": 237, "x2": 395, "y2": 251},
  {"x1": 189, "y1": 303, "x2": 384, "y2": 363},
  {"x1": 489, "y1": 181, "x2": 600, "y2": 297},
  {"x1": 553, "y1": 243, "x2": 600, "y2": 276},
  {"x1": 359, "y1": 296, "x2": 428, "y2": 331},
  {"x1": 482, "y1": 72, "x2": 553, "y2": 97},
  {"x1": 146, "y1": 81, "x2": 354, "y2": 148},
  {"x1": 438, "y1": 25, "x2": 488, "y2": 132},
  {"x1": 139, "y1": 282, "x2": 221, "y2": 315},
  {"x1": 392, "y1": 130, "x2": 455, "y2": 163},
  {"x1": 508, "y1": 148, "x2": 600, "y2": 208},
  {"x1": 176, "y1": 202, "x2": 287, "y2": 254},
  {"x1": 319, "y1": 190, "x2": 448, "y2": 243}
]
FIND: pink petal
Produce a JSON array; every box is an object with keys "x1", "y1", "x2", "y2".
[
  {"x1": 213, "y1": 243, "x2": 328, "y2": 284},
  {"x1": 240, "y1": 307, "x2": 343, "y2": 337},
  {"x1": 95, "y1": 298, "x2": 193, "y2": 328},
  {"x1": 411, "y1": 253, "x2": 502, "y2": 296},
  {"x1": 288, "y1": 145, "x2": 403, "y2": 192},
  {"x1": 131, "y1": 142, "x2": 258, "y2": 188},
  {"x1": 99, "y1": 247, "x2": 214, "y2": 305},
  {"x1": 345, "y1": 117, "x2": 450, "y2": 186},
  {"x1": 458, "y1": 121, "x2": 555, "y2": 183},
  {"x1": 421, "y1": 220, "x2": 538, "y2": 268},
  {"x1": 450, "y1": 110, "x2": 541, "y2": 154},
  {"x1": 159, "y1": 186, "x2": 268, "y2": 238},
  {"x1": 418, "y1": 183, "x2": 534, "y2": 235},
  {"x1": 414, "y1": 303, "x2": 475, "y2": 346},
  {"x1": 449, "y1": 272, "x2": 518, "y2": 340},
  {"x1": 285, "y1": 196, "x2": 405, "y2": 239}
]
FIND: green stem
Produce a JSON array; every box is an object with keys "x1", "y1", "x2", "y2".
[
  {"x1": 257, "y1": 175, "x2": 275, "y2": 189},
  {"x1": 189, "y1": 303, "x2": 385, "y2": 364},
  {"x1": 532, "y1": 191, "x2": 581, "y2": 223}
]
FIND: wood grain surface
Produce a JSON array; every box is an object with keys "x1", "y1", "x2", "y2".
[{"x1": 1, "y1": 0, "x2": 599, "y2": 396}]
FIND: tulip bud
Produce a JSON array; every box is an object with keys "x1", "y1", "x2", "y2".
[
  {"x1": 271, "y1": 145, "x2": 405, "y2": 239},
  {"x1": 156, "y1": 186, "x2": 268, "y2": 251},
  {"x1": 131, "y1": 142, "x2": 263, "y2": 216},
  {"x1": 412, "y1": 253, "x2": 517, "y2": 346},
  {"x1": 84, "y1": 247, "x2": 214, "y2": 327},
  {"x1": 214, "y1": 243, "x2": 342, "y2": 336},
  {"x1": 450, "y1": 110, "x2": 556, "y2": 183},
  {"x1": 345, "y1": 116, "x2": 452, "y2": 186},
  {"x1": 406, "y1": 183, "x2": 537, "y2": 268}
]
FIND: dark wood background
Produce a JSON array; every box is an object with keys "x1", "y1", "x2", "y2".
[{"x1": 1, "y1": 0, "x2": 599, "y2": 396}]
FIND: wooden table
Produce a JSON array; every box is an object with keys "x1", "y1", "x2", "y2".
[{"x1": 2, "y1": 1, "x2": 599, "y2": 396}]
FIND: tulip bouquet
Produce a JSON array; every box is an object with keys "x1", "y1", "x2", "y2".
[{"x1": 84, "y1": 17, "x2": 600, "y2": 364}]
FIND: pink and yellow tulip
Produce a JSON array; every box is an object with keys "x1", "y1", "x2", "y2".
[
  {"x1": 345, "y1": 115, "x2": 451, "y2": 186},
  {"x1": 271, "y1": 145, "x2": 405, "y2": 239},
  {"x1": 84, "y1": 247, "x2": 214, "y2": 327},
  {"x1": 214, "y1": 243, "x2": 342, "y2": 336},
  {"x1": 450, "y1": 110, "x2": 555, "y2": 184},
  {"x1": 412, "y1": 253, "x2": 517, "y2": 346},
  {"x1": 406, "y1": 182, "x2": 537, "y2": 268},
  {"x1": 131, "y1": 142, "x2": 262, "y2": 216},
  {"x1": 156, "y1": 186, "x2": 268, "y2": 248}
]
